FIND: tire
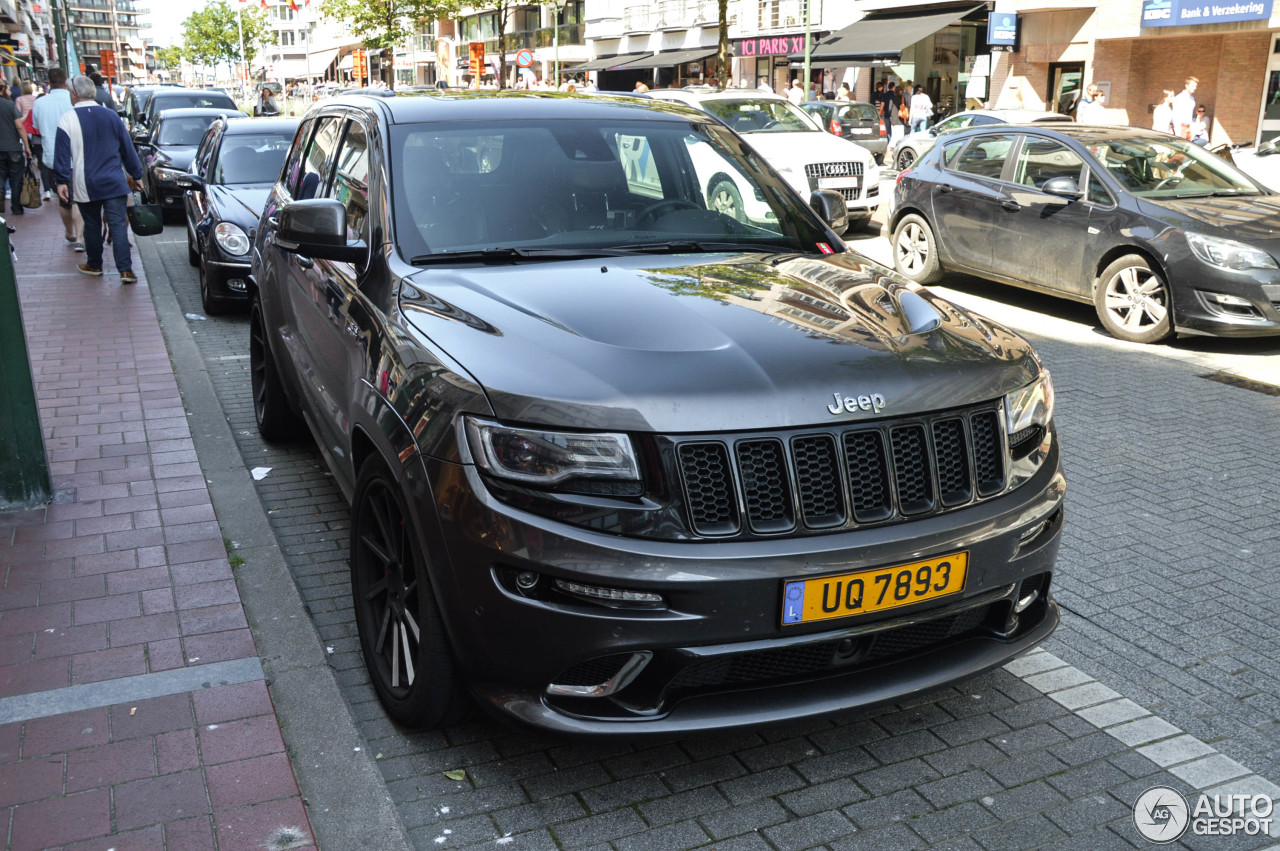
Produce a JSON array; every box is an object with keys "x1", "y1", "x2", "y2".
[
  {"x1": 187, "y1": 226, "x2": 199, "y2": 266},
  {"x1": 199, "y1": 263, "x2": 227, "y2": 316},
  {"x1": 895, "y1": 147, "x2": 917, "y2": 171},
  {"x1": 1093, "y1": 255, "x2": 1174, "y2": 344},
  {"x1": 707, "y1": 176, "x2": 747, "y2": 223},
  {"x1": 892, "y1": 214, "x2": 943, "y2": 284},
  {"x1": 248, "y1": 295, "x2": 302, "y2": 441},
  {"x1": 350, "y1": 457, "x2": 470, "y2": 730}
]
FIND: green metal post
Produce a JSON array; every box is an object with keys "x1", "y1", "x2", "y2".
[
  {"x1": 0, "y1": 223, "x2": 51, "y2": 508},
  {"x1": 52, "y1": 0, "x2": 69, "y2": 73}
]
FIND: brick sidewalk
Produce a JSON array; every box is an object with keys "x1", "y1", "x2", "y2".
[{"x1": 0, "y1": 200, "x2": 314, "y2": 850}]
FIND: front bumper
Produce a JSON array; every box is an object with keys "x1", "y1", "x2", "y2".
[
  {"x1": 1170, "y1": 260, "x2": 1280, "y2": 337},
  {"x1": 414, "y1": 438, "x2": 1065, "y2": 737}
]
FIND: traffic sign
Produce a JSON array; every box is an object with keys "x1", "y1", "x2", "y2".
[{"x1": 515, "y1": 48, "x2": 533, "y2": 68}]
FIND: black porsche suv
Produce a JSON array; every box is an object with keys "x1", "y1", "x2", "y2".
[{"x1": 249, "y1": 92, "x2": 1064, "y2": 736}]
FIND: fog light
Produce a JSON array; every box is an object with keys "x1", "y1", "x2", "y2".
[
  {"x1": 227, "y1": 278, "x2": 248, "y2": 293},
  {"x1": 554, "y1": 579, "x2": 663, "y2": 607},
  {"x1": 1018, "y1": 520, "x2": 1047, "y2": 543},
  {"x1": 515, "y1": 571, "x2": 539, "y2": 590},
  {"x1": 1014, "y1": 588, "x2": 1039, "y2": 613},
  {"x1": 1205, "y1": 291, "x2": 1252, "y2": 307}
]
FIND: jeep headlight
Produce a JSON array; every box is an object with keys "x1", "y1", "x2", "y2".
[
  {"x1": 154, "y1": 166, "x2": 188, "y2": 183},
  {"x1": 1185, "y1": 232, "x2": 1278, "y2": 272},
  {"x1": 214, "y1": 222, "x2": 250, "y2": 256},
  {"x1": 1004, "y1": 371, "x2": 1054, "y2": 437},
  {"x1": 465, "y1": 417, "x2": 640, "y2": 488}
]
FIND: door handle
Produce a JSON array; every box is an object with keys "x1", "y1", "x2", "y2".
[
  {"x1": 297, "y1": 256, "x2": 314, "y2": 270},
  {"x1": 267, "y1": 215, "x2": 279, "y2": 227},
  {"x1": 1001, "y1": 200, "x2": 1021, "y2": 212},
  {"x1": 937, "y1": 185, "x2": 953, "y2": 194}
]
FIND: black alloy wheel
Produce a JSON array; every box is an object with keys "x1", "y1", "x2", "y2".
[
  {"x1": 895, "y1": 147, "x2": 917, "y2": 171},
  {"x1": 248, "y1": 296, "x2": 301, "y2": 441},
  {"x1": 198, "y1": 263, "x2": 226, "y2": 316},
  {"x1": 350, "y1": 458, "x2": 469, "y2": 729},
  {"x1": 187, "y1": 226, "x2": 199, "y2": 266}
]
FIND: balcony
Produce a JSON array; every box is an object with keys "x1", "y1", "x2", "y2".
[
  {"x1": 624, "y1": 0, "x2": 734, "y2": 33},
  {"x1": 748, "y1": 0, "x2": 822, "y2": 34},
  {"x1": 480, "y1": 23, "x2": 584, "y2": 54}
]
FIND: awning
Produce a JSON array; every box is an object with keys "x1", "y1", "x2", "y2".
[
  {"x1": 338, "y1": 53, "x2": 354, "y2": 71},
  {"x1": 565, "y1": 52, "x2": 653, "y2": 72},
  {"x1": 790, "y1": 4, "x2": 984, "y2": 67},
  {"x1": 309, "y1": 48, "x2": 339, "y2": 73},
  {"x1": 620, "y1": 47, "x2": 717, "y2": 70}
]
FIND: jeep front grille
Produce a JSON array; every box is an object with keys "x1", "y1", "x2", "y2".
[{"x1": 673, "y1": 404, "x2": 1006, "y2": 538}]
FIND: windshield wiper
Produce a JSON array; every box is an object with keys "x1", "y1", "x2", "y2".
[
  {"x1": 1169, "y1": 188, "x2": 1258, "y2": 199},
  {"x1": 614, "y1": 241, "x2": 795, "y2": 254},
  {"x1": 408, "y1": 247, "x2": 629, "y2": 265}
]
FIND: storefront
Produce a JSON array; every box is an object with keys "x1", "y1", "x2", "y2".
[
  {"x1": 795, "y1": 3, "x2": 995, "y2": 115},
  {"x1": 736, "y1": 33, "x2": 821, "y2": 93}
]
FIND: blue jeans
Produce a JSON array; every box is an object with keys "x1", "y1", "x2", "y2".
[
  {"x1": 0, "y1": 151, "x2": 26, "y2": 214},
  {"x1": 78, "y1": 195, "x2": 131, "y2": 273},
  {"x1": 911, "y1": 118, "x2": 930, "y2": 133}
]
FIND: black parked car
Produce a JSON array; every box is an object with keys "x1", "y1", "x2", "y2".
[
  {"x1": 802, "y1": 101, "x2": 887, "y2": 163},
  {"x1": 890, "y1": 124, "x2": 1280, "y2": 343},
  {"x1": 250, "y1": 92, "x2": 1063, "y2": 735},
  {"x1": 121, "y1": 85, "x2": 158, "y2": 132},
  {"x1": 132, "y1": 86, "x2": 239, "y2": 136},
  {"x1": 179, "y1": 116, "x2": 299, "y2": 314},
  {"x1": 137, "y1": 108, "x2": 246, "y2": 216}
]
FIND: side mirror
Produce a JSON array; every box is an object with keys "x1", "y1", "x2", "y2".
[
  {"x1": 1041, "y1": 176, "x2": 1084, "y2": 199},
  {"x1": 130, "y1": 125, "x2": 148, "y2": 142},
  {"x1": 1258, "y1": 138, "x2": 1279, "y2": 157},
  {"x1": 275, "y1": 198, "x2": 367, "y2": 263},
  {"x1": 176, "y1": 174, "x2": 204, "y2": 190},
  {"x1": 809, "y1": 189, "x2": 848, "y2": 234}
]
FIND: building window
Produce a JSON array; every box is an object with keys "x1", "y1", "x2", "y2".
[{"x1": 280, "y1": 31, "x2": 295, "y2": 46}]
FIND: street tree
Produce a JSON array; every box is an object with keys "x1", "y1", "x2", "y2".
[
  {"x1": 492, "y1": 0, "x2": 520, "y2": 90},
  {"x1": 181, "y1": 0, "x2": 269, "y2": 78},
  {"x1": 154, "y1": 45, "x2": 184, "y2": 72},
  {"x1": 716, "y1": 0, "x2": 729, "y2": 90},
  {"x1": 320, "y1": 0, "x2": 464, "y2": 87}
]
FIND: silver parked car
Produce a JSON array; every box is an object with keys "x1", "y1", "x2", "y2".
[{"x1": 889, "y1": 109, "x2": 1071, "y2": 171}]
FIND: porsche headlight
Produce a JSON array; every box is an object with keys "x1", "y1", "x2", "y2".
[
  {"x1": 1185, "y1": 232, "x2": 1278, "y2": 272},
  {"x1": 464, "y1": 417, "x2": 640, "y2": 488},
  {"x1": 1004, "y1": 371, "x2": 1054, "y2": 436},
  {"x1": 154, "y1": 166, "x2": 188, "y2": 183},
  {"x1": 214, "y1": 222, "x2": 250, "y2": 256}
]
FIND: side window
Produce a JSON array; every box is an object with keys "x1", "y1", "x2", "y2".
[
  {"x1": 280, "y1": 120, "x2": 313, "y2": 197},
  {"x1": 296, "y1": 117, "x2": 344, "y2": 201},
  {"x1": 940, "y1": 139, "x2": 965, "y2": 169},
  {"x1": 1013, "y1": 136, "x2": 1085, "y2": 190},
  {"x1": 194, "y1": 127, "x2": 218, "y2": 178},
  {"x1": 1084, "y1": 167, "x2": 1113, "y2": 206},
  {"x1": 937, "y1": 115, "x2": 973, "y2": 133},
  {"x1": 952, "y1": 133, "x2": 1018, "y2": 180},
  {"x1": 325, "y1": 122, "x2": 370, "y2": 242},
  {"x1": 970, "y1": 115, "x2": 1002, "y2": 126}
]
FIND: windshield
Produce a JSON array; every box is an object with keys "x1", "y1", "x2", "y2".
[
  {"x1": 390, "y1": 118, "x2": 837, "y2": 261},
  {"x1": 1084, "y1": 135, "x2": 1262, "y2": 198},
  {"x1": 699, "y1": 98, "x2": 818, "y2": 134},
  {"x1": 214, "y1": 133, "x2": 293, "y2": 184},
  {"x1": 152, "y1": 94, "x2": 236, "y2": 118},
  {"x1": 156, "y1": 115, "x2": 219, "y2": 146}
]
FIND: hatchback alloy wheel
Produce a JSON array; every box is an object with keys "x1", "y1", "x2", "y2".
[
  {"x1": 895, "y1": 147, "x2": 916, "y2": 171},
  {"x1": 892, "y1": 214, "x2": 943, "y2": 283},
  {"x1": 1096, "y1": 255, "x2": 1173, "y2": 344}
]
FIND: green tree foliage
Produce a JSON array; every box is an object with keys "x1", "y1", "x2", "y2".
[
  {"x1": 182, "y1": 0, "x2": 269, "y2": 74},
  {"x1": 153, "y1": 46, "x2": 183, "y2": 71},
  {"x1": 320, "y1": 0, "x2": 464, "y2": 86}
]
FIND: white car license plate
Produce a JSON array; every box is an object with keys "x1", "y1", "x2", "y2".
[
  {"x1": 849, "y1": 128, "x2": 872, "y2": 135},
  {"x1": 818, "y1": 176, "x2": 859, "y2": 190}
]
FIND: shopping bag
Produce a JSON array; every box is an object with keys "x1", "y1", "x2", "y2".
[
  {"x1": 125, "y1": 191, "x2": 163, "y2": 236},
  {"x1": 19, "y1": 164, "x2": 40, "y2": 209}
]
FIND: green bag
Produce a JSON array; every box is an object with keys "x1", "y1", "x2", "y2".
[{"x1": 126, "y1": 191, "x2": 163, "y2": 236}]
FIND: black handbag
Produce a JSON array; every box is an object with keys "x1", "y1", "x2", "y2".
[{"x1": 126, "y1": 191, "x2": 163, "y2": 236}]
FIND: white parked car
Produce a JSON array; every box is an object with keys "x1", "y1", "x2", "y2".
[
  {"x1": 646, "y1": 89, "x2": 881, "y2": 230},
  {"x1": 888, "y1": 109, "x2": 1071, "y2": 172},
  {"x1": 1223, "y1": 139, "x2": 1280, "y2": 192}
]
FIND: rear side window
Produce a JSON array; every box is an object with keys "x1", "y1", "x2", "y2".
[
  {"x1": 952, "y1": 133, "x2": 1018, "y2": 180},
  {"x1": 280, "y1": 120, "x2": 312, "y2": 197},
  {"x1": 940, "y1": 139, "x2": 965, "y2": 168},
  {"x1": 1013, "y1": 137, "x2": 1085, "y2": 189}
]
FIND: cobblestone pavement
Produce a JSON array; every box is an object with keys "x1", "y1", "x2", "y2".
[{"x1": 141, "y1": 212, "x2": 1280, "y2": 850}]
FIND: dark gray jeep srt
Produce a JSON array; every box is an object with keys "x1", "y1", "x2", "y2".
[{"x1": 249, "y1": 91, "x2": 1063, "y2": 736}]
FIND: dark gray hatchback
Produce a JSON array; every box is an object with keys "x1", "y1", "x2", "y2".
[{"x1": 250, "y1": 92, "x2": 1063, "y2": 736}]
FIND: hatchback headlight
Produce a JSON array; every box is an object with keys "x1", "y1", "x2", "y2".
[
  {"x1": 1185, "y1": 232, "x2": 1278, "y2": 272},
  {"x1": 154, "y1": 166, "x2": 187, "y2": 183},
  {"x1": 464, "y1": 417, "x2": 640, "y2": 487},
  {"x1": 214, "y1": 222, "x2": 250, "y2": 256},
  {"x1": 1004, "y1": 371, "x2": 1054, "y2": 436}
]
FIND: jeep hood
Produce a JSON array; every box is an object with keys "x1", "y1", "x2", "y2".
[{"x1": 399, "y1": 252, "x2": 1040, "y2": 434}]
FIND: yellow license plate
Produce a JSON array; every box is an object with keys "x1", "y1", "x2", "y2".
[{"x1": 781, "y1": 552, "x2": 968, "y2": 625}]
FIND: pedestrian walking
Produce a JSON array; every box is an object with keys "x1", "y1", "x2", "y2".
[
  {"x1": 0, "y1": 80, "x2": 32, "y2": 217},
  {"x1": 88, "y1": 71, "x2": 117, "y2": 111},
  {"x1": 909, "y1": 85, "x2": 934, "y2": 133},
  {"x1": 1189, "y1": 104, "x2": 1210, "y2": 145},
  {"x1": 14, "y1": 80, "x2": 34, "y2": 119},
  {"x1": 1152, "y1": 89, "x2": 1175, "y2": 134},
  {"x1": 836, "y1": 83, "x2": 852, "y2": 101},
  {"x1": 53, "y1": 75, "x2": 144, "y2": 284},
  {"x1": 1076, "y1": 84, "x2": 1107, "y2": 123},
  {"x1": 32, "y1": 68, "x2": 82, "y2": 246},
  {"x1": 1172, "y1": 76, "x2": 1198, "y2": 139},
  {"x1": 883, "y1": 80, "x2": 905, "y2": 143},
  {"x1": 254, "y1": 87, "x2": 280, "y2": 116},
  {"x1": 786, "y1": 79, "x2": 804, "y2": 105}
]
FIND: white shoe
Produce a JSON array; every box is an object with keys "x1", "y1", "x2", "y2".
[{"x1": 41, "y1": 190, "x2": 50, "y2": 201}]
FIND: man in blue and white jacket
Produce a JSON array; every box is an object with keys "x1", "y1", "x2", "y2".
[{"x1": 54, "y1": 75, "x2": 144, "y2": 283}]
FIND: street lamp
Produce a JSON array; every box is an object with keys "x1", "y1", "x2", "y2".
[{"x1": 553, "y1": 0, "x2": 566, "y2": 86}]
